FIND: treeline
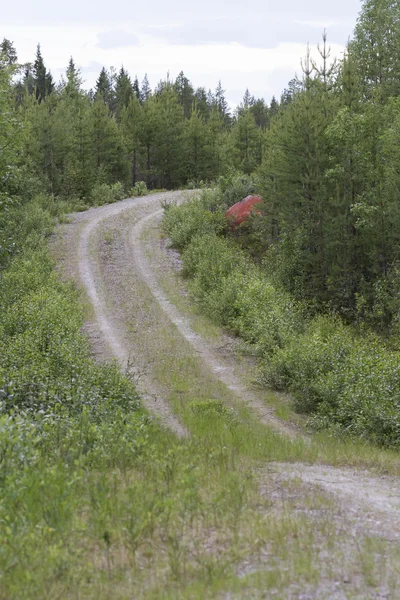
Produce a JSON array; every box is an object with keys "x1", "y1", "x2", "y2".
[
  {"x1": 0, "y1": 40, "x2": 287, "y2": 198},
  {"x1": 251, "y1": 0, "x2": 400, "y2": 330},
  {"x1": 3, "y1": 0, "x2": 400, "y2": 331}
]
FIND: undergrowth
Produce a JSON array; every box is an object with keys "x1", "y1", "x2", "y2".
[
  {"x1": 0, "y1": 191, "x2": 362, "y2": 599},
  {"x1": 163, "y1": 187, "x2": 400, "y2": 448}
]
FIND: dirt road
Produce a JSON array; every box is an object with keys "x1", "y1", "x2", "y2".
[{"x1": 56, "y1": 191, "x2": 400, "y2": 580}]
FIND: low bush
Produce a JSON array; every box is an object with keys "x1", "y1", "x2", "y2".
[
  {"x1": 163, "y1": 193, "x2": 226, "y2": 250},
  {"x1": 131, "y1": 180, "x2": 148, "y2": 197},
  {"x1": 90, "y1": 182, "x2": 125, "y2": 206},
  {"x1": 163, "y1": 188, "x2": 400, "y2": 448}
]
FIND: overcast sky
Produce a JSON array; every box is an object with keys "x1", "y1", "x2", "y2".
[{"x1": 3, "y1": 0, "x2": 362, "y2": 107}]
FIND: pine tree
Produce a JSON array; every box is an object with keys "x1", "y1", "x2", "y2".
[
  {"x1": 0, "y1": 38, "x2": 17, "y2": 65},
  {"x1": 120, "y1": 94, "x2": 142, "y2": 185},
  {"x1": 153, "y1": 86, "x2": 184, "y2": 188},
  {"x1": 174, "y1": 71, "x2": 195, "y2": 119},
  {"x1": 33, "y1": 44, "x2": 53, "y2": 102},
  {"x1": 184, "y1": 109, "x2": 210, "y2": 181},
  {"x1": 215, "y1": 80, "x2": 231, "y2": 125},
  {"x1": 250, "y1": 98, "x2": 269, "y2": 129},
  {"x1": 89, "y1": 98, "x2": 126, "y2": 183},
  {"x1": 133, "y1": 76, "x2": 141, "y2": 101},
  {"x1": 350, "y1": 0, "x2": 400, "y2": 100},
  {"x1": 115, "y1": 67, "x2": 133, "y2": 120},
  {"x1": 95, "y1": 67, "x2": 114, "y2": 109},
  {"x1": 232, "y1": 109, "x2": 261, "y2": 174},
  {"x1": 137, "y1": 96, "x2": 159, "y2": 187},
  {"x1": 64, "y1": 57, "x2": 82, "y2": 98},
  {"x1": 141, "y1": 74, "x2": 151, "y2": 101},
  {"x1": 194, "y1": 87, "x2": 210, "y2": 120},
  {"x1": 269, "y1": 96, "x2": 279, "y2": 118}
]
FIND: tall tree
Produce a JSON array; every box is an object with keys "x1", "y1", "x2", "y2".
[
  {"x1": 153, "y1": 86, "x2": 184, "y2": 188},
  {"x1": 350, "y1": 0, "x2": 400, "y2": 100},
  {"x1": 33, "y1": 44, "x2": 54, "y2": 102},
  {"x1": 215, "y1": 80, "x2": 231, "y2": 125},
  {"x1": 174, "y1": 71, "x2": 195, "y2": 119},
  {"x1": 141, "y1": 74, "x2": 151, "y2": 101},
  {"x1": 0, "y1": 38, "x2": 17, "y2": 65},
  {"x1": 121, "y1": 94, "x2": 142, "y2": 185},
  {"x1": 115, "y1": 67, "x2": 133, "y2": 120}
]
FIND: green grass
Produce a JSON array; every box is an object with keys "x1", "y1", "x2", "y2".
[
  {"x1": 139, "y1": 217, "x2": 400, "y2": 476},
  {"x1": 1, "y1": 193, "x2": 400, "y2": 598}
]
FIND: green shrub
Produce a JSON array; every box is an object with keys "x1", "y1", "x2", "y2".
[
  {"x1": 163, "y1": 187, "x2": 400, "y2": 447},
  {"x1": 261, "y1": 316, "x2": 354, "y2": 412},
  {"x1": 217, "y1": 173, "x2": 258, "y2": 208},
  {"x1": 131, "y1": 181, "x2": 148, "y2": 197},
  {"x1": 163, "y1": 197, "x2": 226, "y2": 251},
  {"x1": 90, "y1": 182, "x2": 125, "y2": 206}
]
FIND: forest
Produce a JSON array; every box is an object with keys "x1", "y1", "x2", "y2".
[{"x1": 2, "y1": 0, "x2": 400, "y2": 596}]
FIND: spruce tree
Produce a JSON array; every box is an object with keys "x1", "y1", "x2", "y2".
[
  {"x1": 141, "y1": 74, "x2": 151, "y2": 101},
  {"x1": 215, "y1": 80, "x2": 231, "y2": 125},
  {"x1": 33, "y1": 44, "x2": 53, "y2": 102},
  {"x1": 132, "y1": 76, "x2": 141, "y2": 101},
  {"x1": 153, "y1": 85, "x2": 184, "y2": 188},
  {"x1": 174, "y1": 71, "x2": 195, "y2": 119},
  {"x1": 120, "y1": 94, "x2": 142, "y2": 185},
  {"x1": 0, "y1": 38, "x2": 17, "y2": 65},
  {"x1": 194, "y1": 87, "x2": 210, "y2": 120},
  {"x1": 115, "y1": 67, "x2": 133, "y2": 120},
  {"x1": 184, "y1": 108, "x2": 210, "y2": 181}
]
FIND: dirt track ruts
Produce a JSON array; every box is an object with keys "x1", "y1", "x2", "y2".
[{"x1": 57, "y1": 192, "x2": 400, "y2": 544}]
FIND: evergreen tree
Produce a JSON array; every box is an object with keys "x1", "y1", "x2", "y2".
[
  {"x1": 137, "y1": 95, "x2": 159, "y2": 187},
  {"x1": 64, "y1": 57, "x2": 82, "y2": 98},
  {"x1": 174, "y1": 71, "x2": 195, "y2": 119},
  {"x1": 194, "y1": 87, "x2": 210, "y2": 120},
  {"x1": 153, "y1": 86, "x2": 184, "y2": 188},
  {"x1": 184, "y1": 108, "x2": 211, "y2": 181},
  {"x1": 120, "y1": 94, "x2": 141, "y2": 185},
  {"x1": 33, "y1": 44, "x2": 53, "y2": 102},
  {"x1": 232, "y1": 109, "x2": 261, "y2": 174},
  {"x1": 132, "y1": 75, "x2": 141, "y2": 101},
  {"x1": 250, "y1": 98, "x2": 269, "y2": 129},
  {"x1": 115, "y1": 67, "x2": 133, "y2": 120},
  {"x1": 141, "y1": 74, "x2": 151, "y2": 101},
  {"x1": 350, "y1": 0, "x2": 400, "y2": 100},
  {"x1": 89, "y1": 98, "x2": 126, "y2": 183},
  {"x1": 0, "y1": 38, "x2": 17, "y2": 65},
  {"x1": 269, "y1": 96, "x2": 279, "y2": 118},
  {"x1": 94, "y1": 67, "x2": 115, "y2": 111},
  {"x1": 215, "y1": 80, "x2": 231, "y2": 125}
]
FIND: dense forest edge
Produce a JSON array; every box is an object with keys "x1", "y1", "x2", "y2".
[{"x1": 2, "y1": 0, "x2": 400, "y2": 595}]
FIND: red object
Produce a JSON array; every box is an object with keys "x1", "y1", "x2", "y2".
[{"x1": 225, "y1": 195, "x2": 263, "y2": 228}]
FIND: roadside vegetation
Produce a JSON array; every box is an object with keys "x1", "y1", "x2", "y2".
[{"x1": 2, "y1": 0, "x2": 400, "y2": 596}]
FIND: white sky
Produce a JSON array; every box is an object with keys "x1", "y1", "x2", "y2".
[{"x1": 2, "y1": 0, "x2": 362, "y2": 107}]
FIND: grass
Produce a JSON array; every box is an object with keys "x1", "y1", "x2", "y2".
[
  {"x1": 139, "y1": 216, "x2": 400, "y2": 476},
  {"x1": 2, "y1": 193, "x2": 400, "y2": 598}
]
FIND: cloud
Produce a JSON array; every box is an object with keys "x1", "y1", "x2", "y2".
[
  {"x1": 97, "y1": 30, "x2": 140, "y2": 49},
  {"x1": 144, "y1": 17, "x2": 351, "y2": 49}
]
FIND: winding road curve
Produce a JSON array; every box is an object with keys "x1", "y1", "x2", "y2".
[{"x1": 58, "y1": 191, "x2": 400, "y2": 547}]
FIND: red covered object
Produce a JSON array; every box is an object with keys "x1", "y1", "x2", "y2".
[{"x1": 225, "y1": 195, "x2": 263, "y2": 228}]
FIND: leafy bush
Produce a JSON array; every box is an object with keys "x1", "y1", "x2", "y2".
[
  {"x1": 163, "y1": 194, "x2": 226, "y2": 250},
  {"x1": 131, "y1": 180, "x2": 148, "y2": 197},
  {"x1": 90, "y1": 182, "x2": 125, "y2": 206},
  {"x1": 217, "y1": 173, "x2": 258, "y2": 208},
  {"x1": 163, "y1": 187, "x2": 400, "y2": 447}
]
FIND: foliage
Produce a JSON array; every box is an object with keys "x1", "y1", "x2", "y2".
[
  {"x1": 163, "y1": 192, "x2": 226, "y2": 250},
  {"x1": 163, "y1": 190, "x2": 400, "y2": 447},
  {"x1": 90, "y1": 182, "x2": 125, "y2": 206},
  {"x1": 131, "y1": 180, "x2": 148, "y2": 196}
]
